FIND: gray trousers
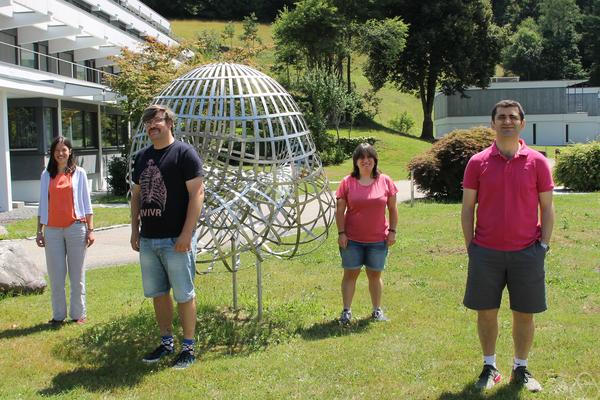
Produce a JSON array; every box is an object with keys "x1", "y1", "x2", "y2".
[{"x1": 44, "y1": 221, "x2": 87, "y2": 320}]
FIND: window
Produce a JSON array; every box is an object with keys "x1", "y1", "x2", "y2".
[
  {"x1": 58, "y1": 51, "x2": 74, "y2": 77},
  {"x1": 38, "y1": 43, "x2": 50, "y2": 72},
  {"x1": 8, "y1": 107, "x2": 37, "y2": 149},
  {"x1": 20, "y1": 43, "x2": 36, "y2": 68},
  {"x1": 62, "y1": 108, "x2": 98, "y2": 148},
  {"x1": 0, "y1": 30, "x2": 17, "y2": 64},
  {"x1": 43, "y1": 107, "x2": 57, "y2": 147},
  {"x1": 101, "y1": 113, "x2": 129, "y2": 147}
]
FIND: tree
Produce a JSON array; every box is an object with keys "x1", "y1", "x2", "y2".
[
  {"x1": 502, "y1": 18, "x2": 544, "y2": 80},
  {"x1": 362, "y1": 1, "x2": 502, "y2": 140},
  {"x1": 272, "y1": 0, "x2": 345, "y2": 77},
  {"x1": 240, "y1": 13, "x2": 262, "y2": 47},
  {"x1": 222, "y1": 21, "x2": 236, "y2": 48},
  {"x1": 580, "y1": 0, "x2": 600, "y2": 84},
  {"x1": 538, "y1": 0, "x2": 585, "y2": 79}
]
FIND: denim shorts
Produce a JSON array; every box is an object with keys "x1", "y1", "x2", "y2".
[
  {"x1": 339, "y1": 240, "x2": 388, "y2": 271},
  {"x1": 139, "y1": 233, "x2": 197, "y2": 303}
]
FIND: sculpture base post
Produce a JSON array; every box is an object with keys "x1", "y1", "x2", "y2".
[{"x1": 256, "y1": 254, "x2": 263, "y2": 321}]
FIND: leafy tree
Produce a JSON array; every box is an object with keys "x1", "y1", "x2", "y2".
[
  {"x1": 273, "y1": 0, "x2": 345, "y2": 77},
  {"x1": 502, "y1": 18, "x2": 544, "y2": 80},
  {"x1": 538, "y1": 0, "x2": 585, "y2": 79},
  {"x1": 222, "y1": 21, "x2": 236, "y2": 48},
  {"x1": 362, "y1": 1, "x2": 502, "y2": 140},
  {"x1": 503, "y1": 0, "x2": 540, "y2": 28},
  {"x1": 580, "y1": 0, "x2": 600, "y2": 84},
  {"x1": 240, "y1": 13, "x2": 262, "y2": 47}
]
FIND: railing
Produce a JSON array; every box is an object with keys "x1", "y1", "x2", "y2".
[{"x1": 0, "y1": 40, "x2": 116, "y2": 85}]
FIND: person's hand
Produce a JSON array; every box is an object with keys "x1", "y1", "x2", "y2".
[
  {"x1": 35, "y1": 231, "x2": 45, "y2": 248},
  {"x1": 386, "y1": 231, "x2": 396, "y2": 247},
  {"x1": 174, "y1": 231, "x2": 193, "y2": 253},
  {"x1": 130, "y1": 230, "x2": 140, "y2": 252},
  {"x1": 86, "y1": 231, "x2": 95, "y2": 247},
  {"x1": 338, "y1": 232, "x2": 348, "y2": 249}
]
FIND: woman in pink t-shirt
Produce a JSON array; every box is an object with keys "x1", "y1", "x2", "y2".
[{"x1": 335, "y1": 143, "x2": 398, "y2": 324}]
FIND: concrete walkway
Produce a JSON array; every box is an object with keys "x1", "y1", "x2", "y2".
[{"x1": 2, "y1": 180, "x2": 426, "y2": 273}]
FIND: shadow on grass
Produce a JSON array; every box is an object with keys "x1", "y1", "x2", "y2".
[
  {"x1": 297, "y1": 317, "x2": 373, "y2": 341},
  {"x1": 438, "y1": 381, "x2": 524, "y2": 400},
  {"x1": 0, "y1": 322, "x2": 64, "y2": 339},
  {"x1": 38, "y1": 305, "x2": 298, "y2": 395}
]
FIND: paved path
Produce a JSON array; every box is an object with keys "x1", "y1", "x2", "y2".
[{"x1": 2, "y1": 180, "x2": 426, "y2": 273}]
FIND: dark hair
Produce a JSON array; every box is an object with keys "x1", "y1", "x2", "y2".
[
  {"x1": 47, "y1": 136, "x2": 76, "y2": 178},
  {"x1": 141, "y1": 104, "x2": 176, "y2": 127},
  {"x1": 491, "y1": 99, "x2": 525, "y2": 121},
  {"x1": 351, "y1": 143, "x2": 380, "y2": 178}
]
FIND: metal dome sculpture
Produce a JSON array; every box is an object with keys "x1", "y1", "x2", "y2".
[{"x1": 129, "y1": 63, "x2": 335, "y2": 317}]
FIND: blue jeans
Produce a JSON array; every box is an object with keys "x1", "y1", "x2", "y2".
[
  {"x1": 339, "y1": 240, "x2": 388, "y2": 271},
  {"x1": 139, "y1": 233, "x2": 197, "y2": 303}
]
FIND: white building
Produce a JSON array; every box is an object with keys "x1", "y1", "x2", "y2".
[
  {"x1": 434, "y1": 79, "x2": 600, "y2": 145},
  {"x1": 0, "y1": 0, "x2": 177, "y2": 210}
]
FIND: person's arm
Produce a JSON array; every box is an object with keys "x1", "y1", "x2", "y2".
[
  {"x1": 85, "y1": 213, "x2": 95, "y2": 247},
  {"x1": 386, "y1": 194, "x2": 398, "y2": 247},
  {"x1": 35, "y1": 216, "x2": 45, "y2": 248},
  {"x1": 539, "y1": 191, "x2": 554, "y2": 247},
  {"x1": 335, "y1": 198, "x2": 348, "y2": 249},
  {"x1": 130, "y1": 183, "x2": 141, "y2": 252},
  {"x1": 461, "y1": 188, "x2": 478, "y2": 250},
  {"x1": 174, "y1": 176, "x2": 204, "y2": 252}
]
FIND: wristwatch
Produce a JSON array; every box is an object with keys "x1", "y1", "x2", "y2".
[{"x1": 540, "y1": 242, "x2": 550, "y2": 252}]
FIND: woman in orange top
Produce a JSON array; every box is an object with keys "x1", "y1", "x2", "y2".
[{"x1": 36, "y1": 136, "x2": 94, "y2": 325}]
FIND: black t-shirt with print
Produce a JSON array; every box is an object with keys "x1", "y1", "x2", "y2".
[{"x1": 132, "y1": 140, "x2": 204, "y2": 238}]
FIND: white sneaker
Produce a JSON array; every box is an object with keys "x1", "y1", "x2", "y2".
[{"x1": 372, "y1": 308, "x2": 390, "y2": 322}]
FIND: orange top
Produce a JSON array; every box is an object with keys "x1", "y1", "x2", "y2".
[{"x1": 47, "y1": 173, "x2": 81, "y2": 228}]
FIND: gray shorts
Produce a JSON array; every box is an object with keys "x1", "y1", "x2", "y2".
[{"x1": 463, "y1": 242, "x2": 547, "y2": 313}]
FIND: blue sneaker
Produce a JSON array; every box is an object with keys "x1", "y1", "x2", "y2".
[
  {"x1": 142, "y1": 344, "x2": 174, "y2": 363},
  {"x1": 172, "y1": 350, "x2": 195, "y2": 369}
]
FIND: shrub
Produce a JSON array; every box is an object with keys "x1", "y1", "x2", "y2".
[
  {"x1": 554, "y1": 142, "x2": 600, "y2": 191},
  {"x1": 407, "y1": 126, "x2": 495, "y2": 200},
  {"x1": 389, "y1": 111, "x2": 415, "y2": 134},
  {"x1": 106, "y1": 156, "x2": 128, "y2": 196}
]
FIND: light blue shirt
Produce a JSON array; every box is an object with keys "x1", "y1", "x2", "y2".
[{"x1": 38, "y1": 166, "x2": 93, "y2": 225}]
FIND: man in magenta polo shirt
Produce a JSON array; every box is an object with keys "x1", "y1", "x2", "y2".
[{"x1": 461, "y1": 100, "x2": 555, "y2": 392}]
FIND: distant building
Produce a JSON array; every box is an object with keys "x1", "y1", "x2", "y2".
[
  {"x1": 0, "y1": 0, "x2": 177, "y2": 210},
  {"x1": 434, "y1": 79, "x2": 600, "y2": 146}
]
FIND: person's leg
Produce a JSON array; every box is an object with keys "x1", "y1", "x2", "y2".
[
  {"x1": 44, "y1": 227, "x2": 68, "y2": 321},
  {"x1": 477, "y1": 308, "x2": 500, "y2": 357},
  {"x1": 341, "y1": 268, "x2": 361, "y2": 309},
  {"x1": 64, "y1": 222, "x2": 87, "y2": 320},
  {"x1": 153, "y1": 293, "x2": 174, "y2": 336},
  {"x1": 365, "y1": 269, "x2": 382, "y2": 309},
  {"x1": 178, "y1": 298, "x2": 196, "y2": 340},
  {"x1": 512, "y1": 311, "x2": 534, "y2": 360}
]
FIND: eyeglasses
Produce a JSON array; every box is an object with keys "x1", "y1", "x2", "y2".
[
  {"x1": 143, "y1": 117, "x2": 167, "y2": 127},
  {"x1": 494, "y1": 115, "x2": 521, "y2": 122}
]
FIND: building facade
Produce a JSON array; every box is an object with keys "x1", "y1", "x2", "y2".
[
  {"x1": 0, "y1": 0, "x2": 177, "y2": 210},
  {"x1": 434, "y1": 80, "x2": 600, "y2": 145}
]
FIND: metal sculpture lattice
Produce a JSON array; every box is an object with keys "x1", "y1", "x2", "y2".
[{"x1": 129, "y1": 63, "x2": 335, "y2": 317}]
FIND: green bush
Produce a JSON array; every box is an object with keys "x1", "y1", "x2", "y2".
[
  {"x1": 389, "y1": 111, "x2": 415, "y2": 134},
  {"x1": 407, "y1": 126, "x2": 495, "y2": 200},
  {"x1": 554, "y1": 142, "x2": 600, "y2": 191},
  {"x1": 106, "y1": 156, "x2": 128, "y2": 196}
]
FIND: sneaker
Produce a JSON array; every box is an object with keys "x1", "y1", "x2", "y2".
[
  {"x1": 48, "y1": 319, "x2": 65, "y2": 327},
  {"x1": 511, "y1": 366, "x2": 542, "y2": 392},
  {"x1": 475, "y1": 364, "x2": 502, "y2": 390},
  {"x1": 339, "y1": 309, "x2": 352, "y2": 325},
  {"x1": 371, "y1": 308, "x2": 390, "y2": 322},
  {"x1": 142, "y1": 344, "x2": 174, "y2": 364},
  {"x1": 71, "y1": 318, "x2": 87, "y2": 325},
  {"x1": 172, "y1": 350, "x2": 195, "y2": 370}
]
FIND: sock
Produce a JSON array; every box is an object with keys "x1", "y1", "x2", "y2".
[
  {"x1": 373, "y1": 307, "x2": 381, "y2": 312},
  {"x1": 513, "y1": 357, "x2": 527, "y2": 370},
  {"x1": 161, "y1": 335, "x2": 174, "y2": 351},
  {"x1": 182, "y1": 338, "x2": 195, "y2": 354},
  {"x1": 483, "y1": 354, "x2": 497, "y2": 368}
]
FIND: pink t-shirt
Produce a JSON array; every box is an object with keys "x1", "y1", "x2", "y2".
[
  {"x1": 463, "y1": 139, "x2": 554, "y2": 251},
  {"x1": 336, "y1": 174, "x2": 398, "y2": 243}
]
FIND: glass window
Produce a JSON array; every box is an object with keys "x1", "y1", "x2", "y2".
[
  {"x1": 43, "y1": 107, "x2": 57, "y2": 147},
  {"x1": 84, "y1": 111, "x2": 97, "y2": 147},
  {"x1": 20, "y1": 43, "x2": 36, "y2": 68},
  {"x1": 38, "y1": 43, "x2": 49, "y2": 72},
  {"x1": 0, "y1": 31, "x2": 17, "y2": 64},
  {"x1": 58, "y1": 52, "x2": 74, "y2": 77},
  {"x1": 101, "y1": 113, "x2": 128, "y2": 147},
  {"x1": 62, "y1": 108, "x2": 97, "y2": 148},
  {"x1": 8, "y1": 107, "x2": 37, "y2": 149}
]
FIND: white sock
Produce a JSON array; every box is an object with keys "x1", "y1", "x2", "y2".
[
  {"x1": 513, "y1": 357, "x2": 527, "y2": 370},
  {"x1": 483, "y1": 354, "x2": 497, "y2": 368}
]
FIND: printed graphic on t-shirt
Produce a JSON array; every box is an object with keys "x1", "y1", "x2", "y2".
[{"x1": 139, "y1": 159, "x2": 167, "y2": 217}]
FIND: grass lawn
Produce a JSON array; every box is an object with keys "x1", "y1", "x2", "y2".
[
  {"x1": 1, "y1": 194, "x2": 598, "y2": 399},
  {"x1": 0, "y1": 207, "x2": 131, "y2": 240}
]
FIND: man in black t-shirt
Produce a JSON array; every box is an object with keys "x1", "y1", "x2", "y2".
[{"x1": 131, "y1": 105, "x2": 204, "y2": 370}]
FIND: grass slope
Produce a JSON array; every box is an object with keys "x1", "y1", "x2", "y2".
[{"x1": 1, "y1": 194, "x2": 598, "y2": 399}]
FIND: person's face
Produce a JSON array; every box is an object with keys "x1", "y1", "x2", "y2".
[
  {"x1": 53, "y1": 142, "x2": 71, "y2": 166},
  {"x1": 356, "y1": 154, "x2": 375, "y2": 173},
  {"x1": 491, "y1": 106, "x2": 525, "y2": 137},
  {"x1": 144, "y1": 110, "x2": 172, "y2": 142}
]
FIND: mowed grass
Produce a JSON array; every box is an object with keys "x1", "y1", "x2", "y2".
[
  {"x1": 1, "y1": 194, "x2": 598, "y2": 399},
  {"x1": 0, "y1": 207, "x2": 131, "y2": 240}
]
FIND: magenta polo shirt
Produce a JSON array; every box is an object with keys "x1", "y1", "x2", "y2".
[
  {"x1": 336, "y1": 174, "x2": 398, "y2": 243},
  {"x1": 463, "y1": 139, "x2": 554, "y2": 251}
]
